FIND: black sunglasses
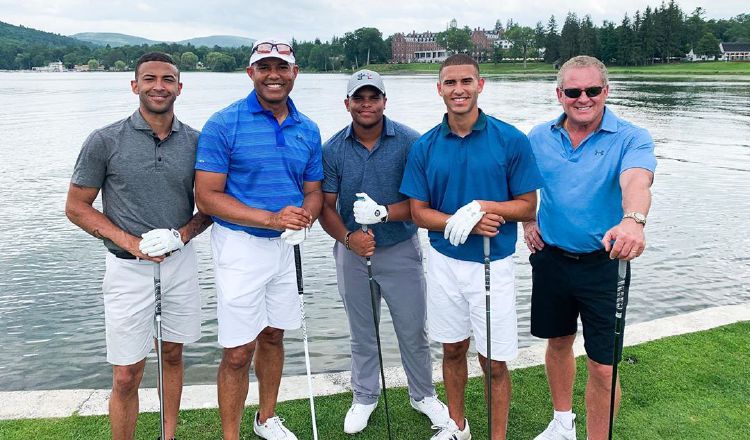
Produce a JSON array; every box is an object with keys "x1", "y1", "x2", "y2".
[{"x1": 563, "y1": 86, "x2": 604, "y2": 99}]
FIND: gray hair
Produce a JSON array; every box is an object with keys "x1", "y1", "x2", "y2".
[{"x1": 557, "y1": 56, "x2": 609, "y2": 89}]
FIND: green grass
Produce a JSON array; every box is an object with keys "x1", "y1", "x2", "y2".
[
  {"x1": 2, "y1": 322, "x2": 749, "y2": 439},
  {"x1": 360, "y1": 61, "x2": 750, "y2": 76}
]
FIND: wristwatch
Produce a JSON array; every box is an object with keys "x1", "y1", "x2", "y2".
[{"x1": 622, "y1": 212, "x2": 647, "y2": 225}]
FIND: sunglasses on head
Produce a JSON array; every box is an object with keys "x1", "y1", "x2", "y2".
[
  {"x1": 252, "y1": 42, "x2": 294, "y2": 55},
  {"x1": 563, "y1": 86, "x2": 604, "y2": 99}
]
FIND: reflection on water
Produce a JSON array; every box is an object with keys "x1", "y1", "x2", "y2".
[{"x1": 0, "y1": 72, "x2": 748, "y2": 391}]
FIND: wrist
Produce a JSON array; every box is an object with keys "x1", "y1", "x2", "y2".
[
  {"x1": 381, "y1": 205, "x2": 389, "y2": 223},
  {"x1": 344, "y1": 231, "x2": 354, "y2": 250}
]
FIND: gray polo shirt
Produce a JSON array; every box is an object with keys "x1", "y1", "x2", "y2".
[
  {"x1": 71, "y1": 110, "x2": 199, "y2": 254},
  {"x1": 323, "y1": 116, "x2": 419, "y2": 247}
]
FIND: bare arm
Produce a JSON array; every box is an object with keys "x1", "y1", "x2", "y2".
[
  {"x1": 177, "y1": 211, "x2": 213, "y2": 243},
  {"x1": 319, "y1": 192, "x2": 375, "y2": 257},
  {"x1": 477, "y1": 191, "x2": 538, "y2": 223},
  {"x1": 409, "y1": 198, "x2": 451, "y2": 232},
  {"x1": 301, "y1": 180, "x2": 323, "y2": 224},
  {"x1": 383, "y1": 199, "x2": 411, "y2": 222},
  {"x1": 65, "y1": 183, "x2": 160, "y2": 261},
  {"x1": 195, "y1": 170, "x2": 311, "y2": 230},
  {"x1": 602, "y1": 168, "x2": 654, "y2": 260}
]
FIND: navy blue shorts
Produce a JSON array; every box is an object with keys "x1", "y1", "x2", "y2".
[{"x1": 530, "y1": 245, "x2": 630, "y2": 365}]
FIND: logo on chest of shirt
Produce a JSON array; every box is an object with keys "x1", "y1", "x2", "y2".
[{"x1": 594, "y1": 149, "x2": 605, "y2": 156}]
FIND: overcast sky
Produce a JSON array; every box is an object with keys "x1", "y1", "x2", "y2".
[{"x1": 1, "y1": 0, "x2": 746, "y2": 42}]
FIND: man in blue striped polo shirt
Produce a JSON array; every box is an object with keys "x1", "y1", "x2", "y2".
[{"x1": 195, "y1": 38, "x2": 323, "y2": 440}]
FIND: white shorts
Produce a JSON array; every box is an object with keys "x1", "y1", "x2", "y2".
[
  {"x1": 426, "y1": 245, "x2": 518, "y2": 361},
  {"x1": 103, "y1": 242, "x2": 201, "y2": 366},
  {"x1": 211, "y1": 223, "x2": 301, "y2": 348}
]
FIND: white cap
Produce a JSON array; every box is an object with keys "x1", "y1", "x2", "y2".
[{"x1": 249, "y1": 38, "x2": 296, "y2": 65}]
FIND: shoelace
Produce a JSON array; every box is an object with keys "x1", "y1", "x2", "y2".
[{"x1": 262, "y1": 416, "x2": 288, "y2": 435}]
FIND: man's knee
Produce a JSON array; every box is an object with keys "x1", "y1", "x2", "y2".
[
  {"x1": 258, "y1": 327, "x2": 284, "y2": 346},
  {"x1": 487, "y1": 360, "x2": 509, "y2": 380},
  {"x1": 443, "y1": 339, "x2": 470, "y2": 362},
  {"x1": 548, "y1": 334, "x2": 576, "y2": 354},
  {"x1": 161, "y1": 342, "x2": 184, "y2": 366},
  {"x1": 112, "y1": 363, "x2": 145, "y2": 395},
  {"x1": 222, "y1": 343, "x2": 255, "y2": 370},
  {"x1": 587, "y1": 358, "x2": 614, "y2": 388}
]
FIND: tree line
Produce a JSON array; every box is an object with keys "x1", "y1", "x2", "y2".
[{"x1": 1, "y1": 2, "x2": 748, "y2": 72}]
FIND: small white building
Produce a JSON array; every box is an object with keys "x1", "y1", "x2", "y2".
[{"x1": 32, "y1": 61, "x2": 65, "y2": 72}]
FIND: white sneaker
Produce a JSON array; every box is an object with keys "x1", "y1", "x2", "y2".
[
  {"x1": 253, "y1": 412, "x2": 298, "y2": 440},
  {"x1": 533, "y1": 418, "x2": 576, "y2": 440},
  {"x1": 343, "y1": 401, "x2": 378, "y2": 434},
  {"x1": 430, "y1": 417, "x2": 471, "y2": 440},
  {"x1": 410, "y1": 395, "x2": 450, "y2": 426}
]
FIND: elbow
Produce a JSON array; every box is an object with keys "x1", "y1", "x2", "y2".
[{"x1": 411, "y1": 212, "x2": 429, "y2": 229}]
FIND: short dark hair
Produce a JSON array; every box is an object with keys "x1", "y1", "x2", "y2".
[
  {"x1": 135, "y1": 52, "x2": 178, "y2": 79},
  {"x1": 439, "y1": 54, "x2": 479, "y2": 80}
]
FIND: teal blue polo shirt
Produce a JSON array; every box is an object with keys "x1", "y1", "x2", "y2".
[
  {"x1": 528, "y1": 107, "x2": 657, "y2": 253},
  {"x1": 401, "y1": 110, "x2": 542, "y2": 263}
]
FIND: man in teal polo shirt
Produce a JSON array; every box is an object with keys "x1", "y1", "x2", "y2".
[
  {"x1": 195, "y1": 38, "x2": 323, "y2": 440},
  {"x1": 524, "y1": 55, "x2": 656, "y2": 440},
  {"x1": 401, "y1": 54, "x2": 542, "y2": 440}
]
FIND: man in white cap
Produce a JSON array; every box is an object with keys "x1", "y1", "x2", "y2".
[
  {"x1": 195, "y1": 38, "x2": 323, "y2": 440},
  {"x1": 319, "y1": 69, "x2": 449, "y2": 434}
]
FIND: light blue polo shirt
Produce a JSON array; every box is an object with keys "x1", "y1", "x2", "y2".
[
  {"x1": 528, "y1": 106, "x2": 656, "y2": 253},
  {"x1": 323, "y1": 116, "x2": 419, "y2": 247},
  {"x1": 400, "y1": 110, "x2": 542, "y2": 263},
  {"x1": 196, "y1": 90, "x2": 323, "y2": 237}
]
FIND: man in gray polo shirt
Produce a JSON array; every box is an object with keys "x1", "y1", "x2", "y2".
[
  {"x1": 65, "y1": 52, "x2": 211, "y2": 440},
  {"x1": 319, "y1": 69, "x2": 449, "y2": 435}
]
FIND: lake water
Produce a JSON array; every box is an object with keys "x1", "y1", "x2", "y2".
[{"x1": 0, "y1": 71, "x2": 748, "y2": 391}]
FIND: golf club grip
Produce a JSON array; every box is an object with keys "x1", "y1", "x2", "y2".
[
  {"x1": 294, "y1": 245, "x2": 303, "y2": 295},
  {"x1": 609, "y1": 259, "x2": 628, "y2": 440},
  {"x1": 153, "y1": 263, "x2": 162, "y2": 317}
]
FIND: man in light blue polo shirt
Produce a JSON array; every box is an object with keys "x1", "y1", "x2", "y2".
[
  {"x1": 401, "y1": 54, "x2": 542, "y2": 440},
  {"x1": 195, "y1": 38, "x2": 323, "y2": 440},
  {"x1": 524, "y1": 56, "x2": 656, "y2": 440},
  {"x1": 319, "y1": 69, "x2": 449, "y2": 435}
]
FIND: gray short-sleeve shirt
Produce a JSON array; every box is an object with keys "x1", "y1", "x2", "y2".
[
  {"x1": 323, "y1": 116, "x2": 419, "y2": 247},
  {"x1": 71, "y1": 110, "x2": 199, "y2": 254}
]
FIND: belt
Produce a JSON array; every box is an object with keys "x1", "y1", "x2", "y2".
[
  {"x1": 545, "y1": 245, "x2": 609, "y2": 262},
  {"x1": 108, "y1": 249, "x2": 174, "y2": 259}
]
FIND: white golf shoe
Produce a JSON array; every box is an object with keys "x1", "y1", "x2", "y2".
[
  {"x1": 343, "y1": 401, "x2": 378, "y2": 434},
  {"x1": 430, "y1": 417, "x2": 471, "y2": 440},
  {"x1": 253, "y1": 412, "x2": 298, "y2": 439},
  {"x1": 533, "y1": 418, "x2": 577, "y2": 440},
  {"x1": 410, "y1": 395, "x2": 450, "y2": 426}
]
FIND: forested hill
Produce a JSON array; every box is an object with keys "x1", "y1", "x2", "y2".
[{"x1": 0, "y1": 21, "x2": 86, "y2": 47}]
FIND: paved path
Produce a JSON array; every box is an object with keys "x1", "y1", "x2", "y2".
[{"x1": 1, "y1": 303, "x2": 747, "y2": 420}]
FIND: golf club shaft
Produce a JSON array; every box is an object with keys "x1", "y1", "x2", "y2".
[
  {"x1": 362, "y1": 225, "x2": 393, "y2": 440},
  {"x1": 608, "y1": 259, "x2": 628, "y2": 440},
  {"x1": 483, "y1": 236, "x2": 492, "y2": 439},
  {"x1": 293, "y1": 245, "x2": 319, "y2": 440},
  {"x1": 153, "y1": 263, "x2": 165, "y2": 440}
]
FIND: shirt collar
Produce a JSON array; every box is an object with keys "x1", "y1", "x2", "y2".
[
  {"x1": 344, "y1": 115, "x2": 395, "y2": 140},
  {"x1": 439, "y1": 109, "x2": 487, "y2": 137},
  {"x1": 551, "y1": 106, "x2": 617, "y2": 133},
  {"x1": 130, "y1": 109, "x2": 182, "y2": 133},
  {"x1": 246, "y1": 90, "x2": 301, "y2": 123}
]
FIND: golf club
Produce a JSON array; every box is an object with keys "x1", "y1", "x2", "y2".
[
  {"x1": 293, "y1": 244, "x2": 319, "y2": 440},
  {"x1": 608, "y1": 259, "x2": 628, "y2": 440},
  {"x1": 361, "y1": 225, "x2": 393, "y2": 440},
  {"x1": 483, "y1": 236, "x2": 492, "y2": 439},
  {"x1": 153, "y1": 262, "x2": 165, "y2": 440}
]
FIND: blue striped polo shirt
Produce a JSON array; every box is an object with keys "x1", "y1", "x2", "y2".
[{"x1": 196, "y1": 90, "x2": 323, "y2": 237}]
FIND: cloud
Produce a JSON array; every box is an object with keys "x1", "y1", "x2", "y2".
[{"x1": 0, "y1": 0, "x2": 746, "y2": 42}]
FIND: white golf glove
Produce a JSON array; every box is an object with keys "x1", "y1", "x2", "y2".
[
  {"x1": 281, "y1": 227, "x2": 308, "y2": 246},
  {"x1": 139, "y1": 228, "x2": 184, "y2": 257},
  {"x1": 354, "y1": 192, "x2": 388, "y2": 225},
  {"x1": 444, "y1": 201, "x2": 485, "y2": 246}
]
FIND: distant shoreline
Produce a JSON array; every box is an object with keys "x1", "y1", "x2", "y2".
[{"x1": 4, "y1": 61, "x2": 749, "y2": 76}]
